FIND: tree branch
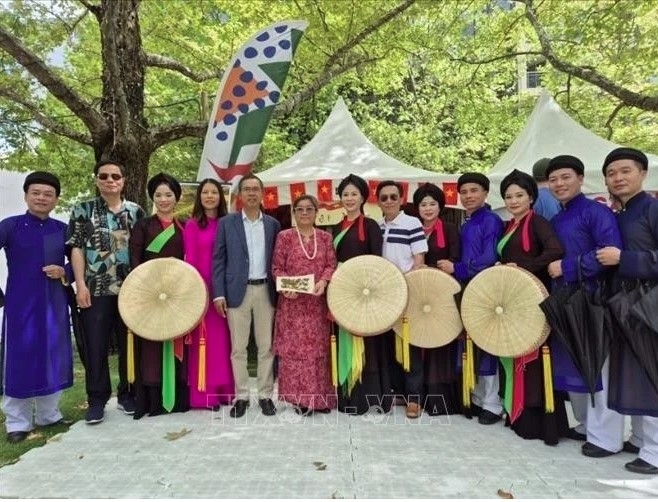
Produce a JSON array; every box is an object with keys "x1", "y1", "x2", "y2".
[
  {"x1": 604, "y1": 102, "x2": 625, "y2": 140},
  {"x1": 275, "y1": 56, "x2": 382, "y2": 117},
  {"x1": 77, "y1": 0, "x2": 101, "y2": 20},
  {"x1": 143, "y1": 53, "x2": 222, "y2": 82},
  {"x1": 448, "y1": 51, "x2": 544, "y2": 65},
  {"x1": 0, "y1": 87, "x2": 93, "y2": 145},
  {"x1": 521, "y1": 0, "x2": 658, "y2": 112},
  {"x1": 0, "y1": 26, "x2": 106, "y2": 134},
  {"x1": 150, "y1": 120, "x2": 207, "y2": 150},
  {"x1": 322, "y1": 0, "x2": 416, "y2": 74}
]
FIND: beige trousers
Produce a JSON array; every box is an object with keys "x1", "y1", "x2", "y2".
[{"x1": 227, "y1": 284, "x2": 275, "y2": 400}]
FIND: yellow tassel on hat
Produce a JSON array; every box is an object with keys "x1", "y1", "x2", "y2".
[
  {"x1": 466, "y1": 335, "x2": 475, "y2": 392},
  {"x1": 198, "y1": 322, "x2": 207, "y2": 392},
  {"x1": 331, "y1": 334, "x2": 338, "y2": 388},
  {"x1": 395, "y1": 333, "x2": 403, "y2": 365},
  {"x1": 349, "y1": 335, "x2": 365, "y2": 392},
  {"x1": 542, "y1": 345, "x2": 555, "y2": 413},
  {"x1": 462, "y1": 352, "x2": 470, "y2": 408},
  {"x1": 127, "y1": 329, "x2": 135, "y2": 384},
  {"x1": 402, "y1": 315, "x2": 410, "y2": 372}
]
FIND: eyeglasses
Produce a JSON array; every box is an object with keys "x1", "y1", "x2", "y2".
[
  {"x1": 294, "y1": 207, "x2": 316, "y2": 214},
  {"x1": 379, "y1": 194, "x2": 399, "y2": 202},
  {"x1": 97, "y1": 173, "x2": 123, "y2": 181}
]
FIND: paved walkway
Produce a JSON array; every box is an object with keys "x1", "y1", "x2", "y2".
[{"x1": 0, "y1": 394, "x2": 656, "y2": 498}]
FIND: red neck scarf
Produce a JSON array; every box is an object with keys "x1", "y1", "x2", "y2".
[
  {"x1": 341, "y1": 213, "x2": 365, "y2": 242},
  {"x1": 423, "y1": 219, "x2": 445, "y2": 248},
  {"x1": 507, "y1": 210, "x2": 533, "y2": 252}
]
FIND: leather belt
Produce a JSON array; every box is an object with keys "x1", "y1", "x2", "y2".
[{"x1": 247, "y1": 278, "x2": 268, "y2": 285}]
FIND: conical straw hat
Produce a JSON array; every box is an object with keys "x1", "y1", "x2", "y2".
[
  {"x1": 460, "y1": 265, "x2": 549, "y2": 357},
  {"x1": 394, "y1": 268, "x2": 463, "y2": 348},
  {"x1": 327, "y1": 255, "x2": 408, "y2": 336},
  {"x1": 118, "y1": 258, "x2": 208, "y2": 341}
]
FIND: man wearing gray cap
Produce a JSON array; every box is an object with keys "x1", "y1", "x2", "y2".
[{"x1": 531, "y1": 158, "x2": 561, "y2": 221}]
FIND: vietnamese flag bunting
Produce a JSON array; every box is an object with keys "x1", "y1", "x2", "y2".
[
  {"x1": 289, "y1": 182, "x2": 306, "y2": 203},
  {"x1": 263, "y1": 186, "x2": 279, "y2": 209},
  {"x1": 399, "y1": 181, "x2": 409, "y2": 203},
  {"x1": 443, "y1": 182, "x2": 458, "y2": 206},
  {"x1": 368, "y1": 180, "x2": 380, "y2": 203},
  {"x1": 317, "y1": 179, "x2": 333, "y2": 203}
]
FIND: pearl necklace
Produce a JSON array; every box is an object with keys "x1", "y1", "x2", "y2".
[{"x1": 296, "y1": 227, "x2": 317, "y2": 260}]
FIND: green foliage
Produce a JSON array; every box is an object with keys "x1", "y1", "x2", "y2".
[{"x1": 1, "y1": 0, "x2": 657, "y2": 205}]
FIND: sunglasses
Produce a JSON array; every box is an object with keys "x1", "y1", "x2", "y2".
[
  {"x1": 294, "y1": 207, "x2": 316, "y2": 214},
  {"x1": 379, "y1": 194, "x2": 399, "y2": 202},
  {"x1": 97, "y1": 173, "x2": 123, "y2": 181}
]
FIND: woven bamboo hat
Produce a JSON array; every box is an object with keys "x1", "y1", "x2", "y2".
[
  {"x1": 460, "y1": 265, "x2": 549, "y2": 357},
  {"x1": 327, "y1": 255, "x2": 408, "y2": 336},
  {"x1": 394, "y1": 268, "x2": 463, "y2": 348},
  {"x1": 118, "y1": 258, "x2": 208, "y2": 341}
]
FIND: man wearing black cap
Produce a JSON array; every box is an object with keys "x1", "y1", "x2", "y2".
[
  {"x1": 531, "y1": 158, "x2": 561, "y2": 221},
  {"x1": 596, "y1": 147, "x2": 658, "y2": 473},
  {"x1": 545, "y1": 154, "x2": 623, "y2": 456},
  {"x1": 0, "y1": 172, "x2": 73, "y2": 443},
  {"x1": 67, "y1": 160, "x2": 146, "y2": 424},
  {"x1": 437, "y1": 172, "x2": 505, "y2": 425}
]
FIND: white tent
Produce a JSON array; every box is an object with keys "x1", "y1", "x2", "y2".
[
  {"x1": 258, "y1": 97, "x2": 456, "y2": 205},
  {"x1": 486, "y1": 91, "x2": 658, "y2": 211}
]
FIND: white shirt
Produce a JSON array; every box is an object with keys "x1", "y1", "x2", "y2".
[
  {"x1": 380, "y1": 211, "x2": 427, "y2": 273},
  {"x1": 242, "y1": 210, "x2": 267, "y2": 280}
]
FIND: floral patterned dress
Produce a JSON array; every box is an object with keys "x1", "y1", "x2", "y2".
[{"x1": 272, "y1": 228, "x2": 337, "y2": 410}]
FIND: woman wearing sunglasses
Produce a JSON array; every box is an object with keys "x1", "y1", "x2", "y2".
[{"x1": 271, "y1": 195, "x2": 337, "y2": 416}]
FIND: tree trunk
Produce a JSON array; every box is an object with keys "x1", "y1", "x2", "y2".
[{"x1": 96, "y1": 0, "x2": 151, "y2": 208}]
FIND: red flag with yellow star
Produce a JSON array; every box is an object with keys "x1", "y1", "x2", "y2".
[
  {"x1": 317, "y1": 179, "x2": 333, "y2": 203},
  {"x1": 263, "y1": 186, "x2": 279, "y2": 209},
  {"x1": 289, "y1": 182, "x2": 306, "y2": 203},
  {"x1": 368, "y1": 180, "x2": 379, "y2": 203},
  {"x1": 443, "y1": 182, "x2": 458, "y2": 206}
]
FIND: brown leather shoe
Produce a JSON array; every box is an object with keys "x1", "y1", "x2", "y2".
[{"x1": 406, "y1": 402, "x2": 421, "y2": 419}]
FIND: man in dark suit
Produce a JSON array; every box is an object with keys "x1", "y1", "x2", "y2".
[{"x1": 212, "y1": 174, "x2": 281, "y2": 418}]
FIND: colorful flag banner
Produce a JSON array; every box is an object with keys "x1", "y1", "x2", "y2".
[{"x1": 197, "y1": 20, "x2": 308, "y2": 188}]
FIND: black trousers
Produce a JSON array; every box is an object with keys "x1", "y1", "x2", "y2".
[
  {"x1": 387, "y1": 332, "x2": 424, "y2": 403},
  {"x1": 79, "y1": 295, "x2": 132, "y2": 406}
]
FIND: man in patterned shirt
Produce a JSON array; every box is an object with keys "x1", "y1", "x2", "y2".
[{"x1": 67, "y1": 160, "x2": 146, "y2": 424}]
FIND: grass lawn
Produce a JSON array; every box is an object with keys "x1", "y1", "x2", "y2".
[{"x1": 0, "y1": 354, "x2": 118, "y2": 468}]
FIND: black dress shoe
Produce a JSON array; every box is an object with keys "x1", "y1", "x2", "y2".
[
  {"x1": 478, "y1": 410, "x2": 502, "y2": 425},
  {"x1": 40, "y1": 418, "x2": 73, "y2": 428},
  {"x1": 581, "y1": 441, "x2": 618, "y2": 458},
  {"x1": 230, "y1": 399, "x2": 249, "y2": 418},
  {"x1": 259, "y1": 398, "x2": 276, "y2": 416},
  {"x1": 6, "y1": 431, "x2": 29, "y2": 443},
  {"x1": 623, "y1": 441, "x2": 640, "y2": 454},
  {"x1": 566, "y1": 428, "x2": 587, "y2": 441},
  {"x1": 294, "y1": 406, "x2": 313, "y2": 416},
  {"x1": 625, "y1": 457, "x2": 658, "y2": 475},
  {"x1": 210, "y1": 405, "x2": 221, "y2": 412}
]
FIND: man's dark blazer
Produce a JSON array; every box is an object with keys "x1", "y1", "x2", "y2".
[{"x1": 212, "y1": 211, "x2": 280, "y2": 308}]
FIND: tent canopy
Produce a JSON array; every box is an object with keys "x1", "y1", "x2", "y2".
[
  {"x1": 258, "y1": 97, "x2": 454, "y2": 204},
  {"x1": 486, "y1": 91, "x2": 658, "y2": 210}
]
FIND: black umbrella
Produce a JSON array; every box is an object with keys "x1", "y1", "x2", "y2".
[
  {"x1": 540, "y1": 277, "x2": 612, "y2": 407},
  {"x1": 630, "y1": 283, "x2": 658, "y2": 335},
  {"x1": 608, "y1": 282, "x2": 658, "y2": 395},
  {"x1": 64, "y1": 284, "x2": 87, "y2": 366}
]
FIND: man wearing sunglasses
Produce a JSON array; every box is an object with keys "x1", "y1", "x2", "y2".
[
  {"x1": 66, "y1": 160, "x2": 146, "y2": 425},
  {"x1": 376, "y1": 180, "x2": 428, "y2": 419}
]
